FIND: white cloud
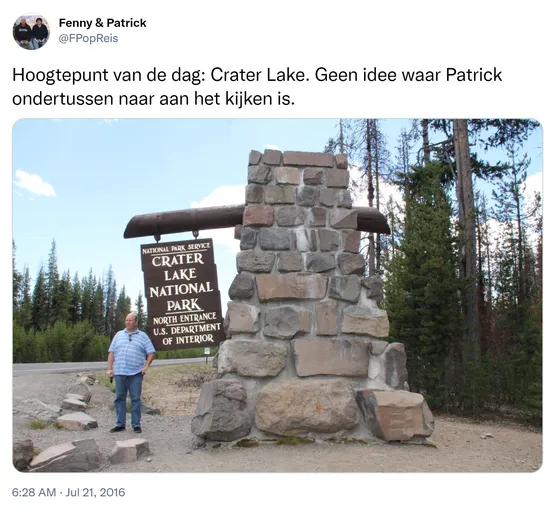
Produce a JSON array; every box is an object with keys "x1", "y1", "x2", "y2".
[
  {"x1": 190, "y1": 184, "x2": 245, "y2": 254},
  {"x1": 349, "y1": 164, "x2": 403, "y2": 209},
  {"x1": 100, "y1": 119, "x2": 119, "y2": 125},
  {"x1": 264, "y1": 144, "x2": 280, "y2": 150},
  {"x1": 14, "y1": 170, "x2": 56, "y2": 197}
]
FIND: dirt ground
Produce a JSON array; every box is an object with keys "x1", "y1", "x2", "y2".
[{"x1": 13, "y1": 363, "x2": 542, "y2": 472}]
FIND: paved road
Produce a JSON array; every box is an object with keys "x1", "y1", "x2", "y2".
[{"x1": 12, "y1": 357, "x2": 213, "y2": 376}]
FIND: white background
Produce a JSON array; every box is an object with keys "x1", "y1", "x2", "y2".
[{"x1": 2, "y1": 1, "x2": 552, "y2": 511}]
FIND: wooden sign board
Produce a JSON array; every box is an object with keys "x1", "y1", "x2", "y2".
[{"x1": 140, "y1": 239, "x2": 225, "y2": 350}]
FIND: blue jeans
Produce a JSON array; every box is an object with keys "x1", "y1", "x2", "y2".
[{"x1": 114, "y1": 373, "x2": 143, "y2": 428}]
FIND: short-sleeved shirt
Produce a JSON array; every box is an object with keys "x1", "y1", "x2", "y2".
[{"x1": 108, "y1": 329, "x2": 156, "y2": 376}]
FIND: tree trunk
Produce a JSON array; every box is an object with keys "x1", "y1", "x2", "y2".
[
  {"x1": 453, "y1": 119, "x2": 480, "y2": 363},
  {"x1": 422, "y1": 119, "x2": 431, "y2": 166},
  {"x1": 366, "y1": 120, "x2": 376, "y2": 275}
]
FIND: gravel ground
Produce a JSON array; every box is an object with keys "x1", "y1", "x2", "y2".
[{"x1": 13, "y1": 372, "x2": 542, "y2": 473}]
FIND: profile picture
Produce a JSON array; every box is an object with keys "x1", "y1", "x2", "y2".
[{"x1": 13, "y1": 14, "x2": 50, "y2": 50}]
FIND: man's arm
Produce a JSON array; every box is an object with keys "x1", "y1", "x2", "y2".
[
  {"x1": 141, "y1": 352, "x2": 155, "y2": 374},
  {"x1": 106, "y1": 352, "x2": 115, "y2": 378}
]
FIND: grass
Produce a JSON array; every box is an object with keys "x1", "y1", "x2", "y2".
[
  {"x1": 97, "y1": 374, "x2": 116, "y2": 393},
  {"x1": 29, "y1": 419, "x2": 49, "y2": 430}
]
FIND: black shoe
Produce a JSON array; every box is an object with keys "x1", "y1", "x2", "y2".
[
  {"x1": 133, "y1": 427, "x2": 142, "y2": 433},
  {"x1": 110, "y1": 426, "x2": 125, "y2": 432}
]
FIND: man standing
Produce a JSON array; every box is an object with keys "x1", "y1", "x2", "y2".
[
  {"x1": 31, "y1": 17, "x2": 49, "y2": 49},
  {"x1": 106, "y1": 313, "x2": 156, "y2": 433}
]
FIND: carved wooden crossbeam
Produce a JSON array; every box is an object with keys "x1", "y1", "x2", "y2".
[{"x1": 124, "y1": 204, "x2": 390, "y2": 239}]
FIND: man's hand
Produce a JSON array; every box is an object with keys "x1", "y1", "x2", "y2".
[
  {"x1": 106, "y1": 369, "x2": 114, "y2": 378},
  {"x1": 141, "y1": 366, "x2": 148, "y2": 375}
]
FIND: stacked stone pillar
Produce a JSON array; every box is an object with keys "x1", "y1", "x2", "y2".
[{"x1": 191, "y1": 150, "x2": 434, "y2": 443}]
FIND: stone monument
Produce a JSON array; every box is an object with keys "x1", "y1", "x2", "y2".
[{"x1": 191, "y1": 149, "x2": 434, "y2": 444}]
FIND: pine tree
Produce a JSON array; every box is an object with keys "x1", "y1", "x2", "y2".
[
  {"x1": 91, "y1": 282, "x2": 105, "y2": 334},
  {"x1": 104, "y1": 266, "x2": 118, "y2": 339},
  {"x1": 385, "y1": 161, "x2": 461, "y2": 409},
  {"x1": 70, "y1": 272, "x2": 82, "y2": 324},
  {"x1": 19, "y1": 266, "x2": 33, "y2": 329},
  {"x1": 135, "y1": 291, "x2": 147, "y2": 331},
  {"x1": 31, "y1": 265, "x2": 49, "y2": 331},
  {"x1": 115, "y1": 286, "x2": 131, "y2": 333},
  {"x1": 13, "y1": 240, "x2": 23, "y2": 312}
]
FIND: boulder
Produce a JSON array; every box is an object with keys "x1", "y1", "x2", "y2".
[
  {"x1": 13, "y1": 399, "x2": 62, "y2": 423},
  {"x1": 109, "y1": 438, "x2": 150, "y2": 464},
  {"x1": 384, "y1": 343, "x2": 408, "y2": 390},
  {"x1": 355, "y1": 389, "x2": 434, "y2": 442},
  {"x1": 67, "y1": 382, "x2": 92, "y2": 403},
  {"x1": 56, "y1": 412, "x2": 98, "y2": 431},
  {"x1": 29, "y1": 439, "x2": 101, "y2": 472},
  {"x1": 217, "y1": 339, "x2": 287, "y2": 377},
  {"x1": 13, "y1": 438, "x2": 33, "y2": 471},
  {"x1": 191, "y1": 380, "x2": 252, "y2": 441},
  {"x1": 61, "y1": 397, "x2": 87, "y2": 412},
  {"x1": 255, "y1": 379, "x2": 358, "y2": 436}
]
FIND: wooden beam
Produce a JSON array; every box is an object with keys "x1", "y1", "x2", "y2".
[{"x1": 124, "y1": 204, "x2": 390, "y2": 239}]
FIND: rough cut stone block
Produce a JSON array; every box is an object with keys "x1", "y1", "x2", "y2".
[
  {"x1": 293, "y1": 338, "x2": 370, "y2": 377},
  {"x1": 277, "y1": 252, "x2": 303, "y2": 272},
  {"x1": 318, "y1": 229, "x2": 340, "y2": 252},
  {"x1": 319, "y1": 188, "x2": 336, "y2": 206},
  {"x1": 56, "y1": 412, "x2": 98, "y2": 431},
  {"x1": 335, "y1": 154, "x2": 348, "y2": 169},
  {"x1": 291, "y1": 229, "x2": 317, "y2": 252},
  {"x1": 259, "y1": 228, "x2": 291, "y2": 250},
  {"x1": 305, "y1": 253, "x2": 336, "y2": 273},
  {"x1": 276, "y1": 166, "x2": 301, "y2": 184},
  {"x1": 262, "y1": 149, "x2": 282, "y2": 165},
  {"x1": 384, "y1": 343, "x2": 408, "y2": 389},
  {"x1": 227, "y1": 303, "x2": 260, "y2": 334},
  {"x1": 240, "y1": 227, "x2": 257, "y2": 250},
  {"x1": 245, "y1": 183, "x2": 264, "y2": 203},
  {"x1": 283, "y1": 151, "x2": 334, "y2": 167},
  {"x1": 336, "y1": 190, "x2": 353, "y2": 208},
  {"x1": 355, "y1": 390, "x2": 434, "y2": 442},
  {"x1": 256, "y1": 273, "x2": 328, "y2": 301},
  {"x1": 296, "y1": 186, "x2": 318, "y2": 207},
  {"x1": 191, "y1": 380, "x2": 252, "y2": 441},
  {"x1": 255, "y1": 380, "x2": 358, "y2": 436},
  {"x1": 234, "y1": 224, "x2": 242, "y2": 240},
  {"x1": 337, "y1": 253, "x2": 365, "y2": 275},
  {"x1": 237, "y1": 251, "x2": 275, "y2": 273},
  {"x1": 248, "y1": 165, "x2": 273, "y2": 184},
  {"x1": 61, "y1": 397, "x2": 87, "y2": 412},
  {"x1": 304, "y1": 167, "x2": 325, "y2": 185},
  {"x1": 13, "y1": 399, "x2": 62, "y2": 424},
  {"x1": 343, "y1": 231, "x2": 361, "y2": 253},
  {"x1": 371, "y1": 340, "x2": 389, "y2": 355},
  {"x1": 316, "y1": 300, "x2": 338, "y2": 335},
  {"x1": 276, "y1": 206, "x2": 306, "y2": 226},
  {"x1": 218, "y1": 339, "x2": 288, "y2": 377},
  {"x1": 29, "y1": 439, "x2": 101, "y2": 472},
  {"x1": 243, "y1": 205, "x2": 274, "y2": 227},
  {"x1": 263, "y1": 306, "x2": 311, "y2": 339},
  {"x1": 308, "y1": 207, "x2": 326, "y2": 227},
  {"x1": 330, "y1": 209, "x2": 358, "y2": 229},
  {"x1": 109, "y1": 439, "x2": 150, "y2": 464},
  {"x1": 13, "y1": 438, "x2": 33, "y2": 471},
  {"x1": 249, "y1": 150, "x2": 262, "y2": 165},
  {"x1": 329, "y1": 276, "x2": 360, "y2": 303},
  {"x1": 228, "y1": 274, "x2": 255, "y2": 300},
  {"x1": 362, "y1": 275, "x2": 384, "y2": 301},
  {"x1": 342, "y1": 306, "x2": 390, "y2": 337},
  {"x1": 67, "y1": 382, "x2": 92, "y2": 403},
  {"x1": 325, "y1": 168, "x2": 350, "y2": 188},
  {"x1": 265, "y1": 185, "x2": 296, "y2": 204}
]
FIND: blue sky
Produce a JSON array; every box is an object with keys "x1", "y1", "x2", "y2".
[{"x1": 12, "y1": 119, "x2": 542, "y2": 316}]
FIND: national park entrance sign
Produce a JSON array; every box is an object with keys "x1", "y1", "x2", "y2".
[
  {"x1": 124, "y1": 149, "x2": 434, "y2": 444},
  {"x1": 140, "y1": 238, "x2": 225, "y2": 351}
]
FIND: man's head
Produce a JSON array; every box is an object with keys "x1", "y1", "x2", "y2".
[
  {"x1": 20, "y1": 18, "x2": 27, "y2": 25},
  {"x1": 36, "y1": 18, "x2": 43, "y2": 26},
  {"x1": 125, "y1": 313, "x2": 139, "y2": 332}
]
